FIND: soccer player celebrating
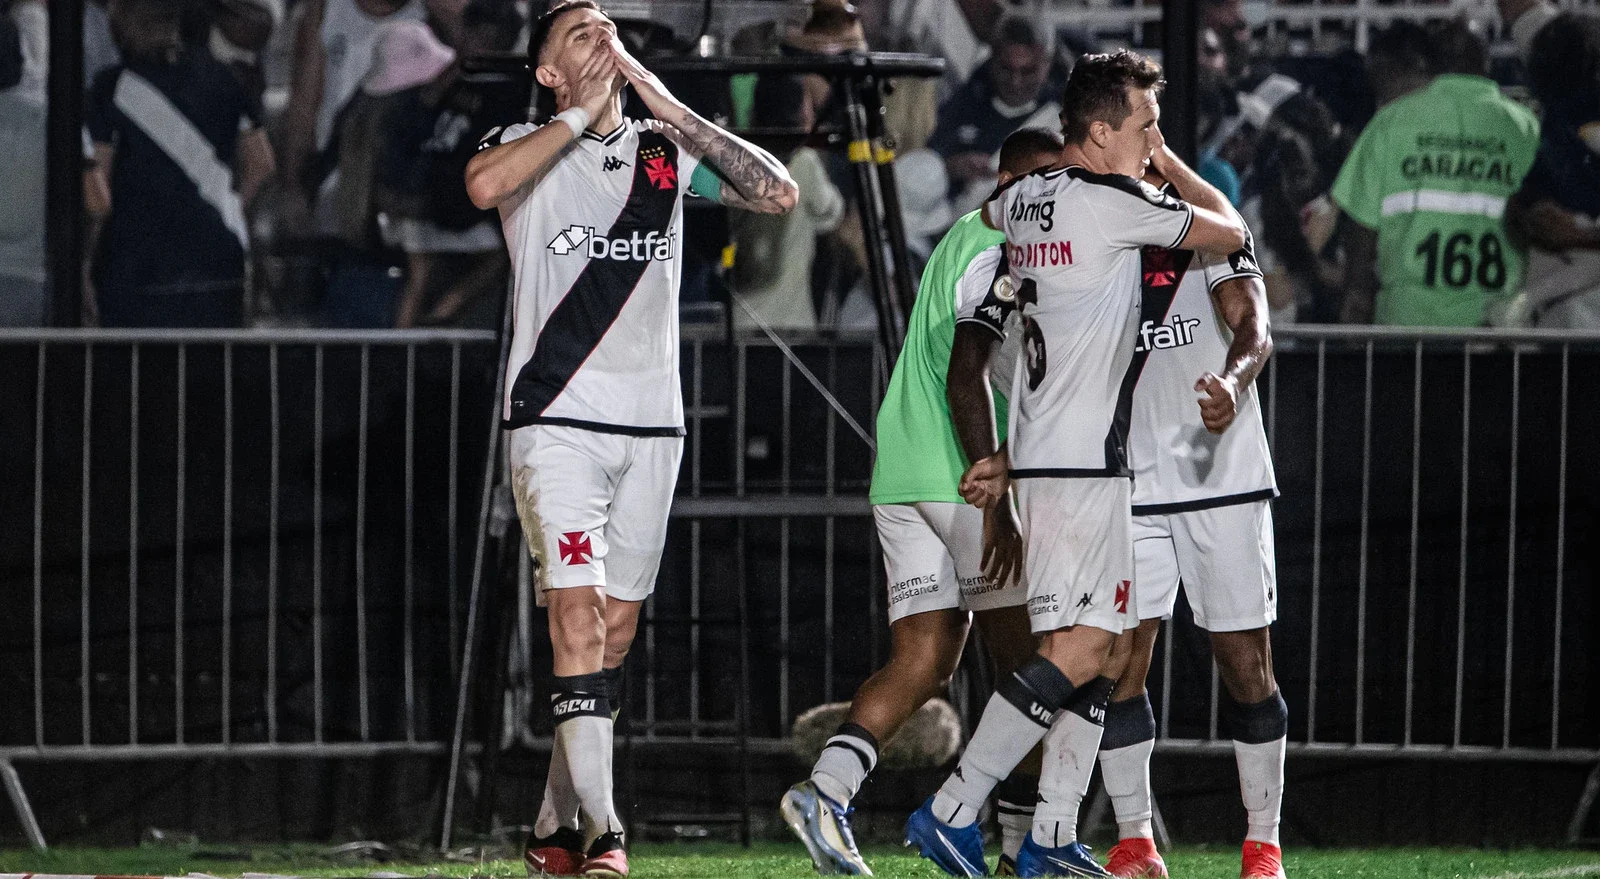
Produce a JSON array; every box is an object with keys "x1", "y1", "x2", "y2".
[
  {"x1": 1086, "y1": 183, "x2": 1284, "y2": 879},
  {"x1": 910, "y1": 51, "x2": 1245, "y2": 878},
  {"x1": 465, "y1": 4, "x2": 796, "y2": 876},
  {"x1": 781, "y1": 128, "x2": 1067, "y2": 878}
]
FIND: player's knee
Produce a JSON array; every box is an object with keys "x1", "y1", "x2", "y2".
[
  {"x1": 550, "y1": 599, "x2": 606, "y2": 655},
  {"x1": 1103, "y1": 630, "x2": 1137, "y2": 682},
  {"x1": 1212, "y1": 628, "x2": 1275, "y2": 703}
]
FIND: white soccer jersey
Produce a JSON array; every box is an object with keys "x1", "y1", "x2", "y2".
[
  {"x1": 953, "y1": 245, "x2": 1021, "y2": 397},
  {"x1": 985, "y1": 166, "x2": 1194, "y2": 476},
  {"x1": 483, "y1": 118, "x2": 705, "y2": 435},
  {"x1": 1128, "y1": 235, "x2": 1278, "y2": 512}
]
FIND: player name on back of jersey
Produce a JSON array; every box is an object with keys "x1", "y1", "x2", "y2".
[{"x1": 547, "y1": 225, "x2": 675, "y2": 262}]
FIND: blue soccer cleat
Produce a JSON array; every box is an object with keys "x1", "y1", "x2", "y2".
[
  {"x1": 904, "y1": 796, "x2": 989, "y2": 877},
  {"x1": 1015, "y1": 834, "x2": 1111, "y2": 877},
  {"x1": 780, "y1": 780, "x2": 873, "y2": 875}
]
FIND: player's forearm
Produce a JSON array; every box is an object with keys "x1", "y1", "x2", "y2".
[
  {"x1": 947, "y1": 327, "x2": 1001, "y2": 464},
  {"x1": 464, "y1": 123, "x2": 578, "y2": 210},
  {"x1": 658, "y1": 103, "x2": 798, "y2": 214},
  {"x1": 1215, "y1": 276, "x2": 1273, "y2": 391},
  {"x1": 1153, "y1": 145, "x2": 1239, "y2": 223}
]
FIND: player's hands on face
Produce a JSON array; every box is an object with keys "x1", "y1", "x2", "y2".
[
  {"x1": 982, "y1": 502, "x2": 1024, "y2": 589},
  {"x1": 608, "y1": 36, "x2": 673, "y2": 109},
  {"x1": 958, "y1": 449, "x2": 1010, "y2": 510},
  {"x1": 1195, "y1": 370, "x2": 1239, "y2": 433},
  {"x1": 570, "y1": 34, "x2": 620, "y2": 122}
]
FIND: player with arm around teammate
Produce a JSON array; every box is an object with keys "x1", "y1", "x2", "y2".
[
  {"x1": 780, "y1": 128, "x2": 1066, "y2": 878},
  {"x1": 465, "y1": 4, "x2": 795, "y2": 876},
  {"x1": 913, "y1": 50, "x2": 1247, "y2": 878},
  {"x1": 1081, "y1": 176, "x2": 1284, "y2": 879}
]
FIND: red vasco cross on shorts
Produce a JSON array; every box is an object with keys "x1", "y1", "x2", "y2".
[
  {"x1": 1115, "y1": 580, "x2": 1131, "y2": 614},
  {"x1": 559, "y1": 531, "x2": 593, "y2": 566}
]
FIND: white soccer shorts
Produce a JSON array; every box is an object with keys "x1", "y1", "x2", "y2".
[
  {"x1": 507, "y1": 424, "x2": 683, "y2": 603},
  {"x1": 1015, "y1": 476, "x2": 1137, "y2": 635},
  {"x1": 1132, "y1": 499, "x2": 1278, "y2": 632},
  {"x1": 875, "y1": 501, "x2": 1027, "y2": 625}
]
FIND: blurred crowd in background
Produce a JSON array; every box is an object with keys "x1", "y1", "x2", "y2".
[{"x1": 0, "y1": 0, "x2": 1596, "y2": 331}]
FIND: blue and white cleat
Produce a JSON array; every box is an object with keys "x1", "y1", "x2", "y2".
[
  {"x1": 780, "y1": 780, "x2": 873, "y2": 875},
  {"x1": 1015, "y1": 835, "x2": 1111, "y2": 877},
  {"x1": 903, "y1": 796, "x2": 989, "y2": 877}
]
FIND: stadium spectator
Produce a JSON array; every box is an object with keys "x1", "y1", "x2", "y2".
[
  {"x1": 1332, "y1": 21, "x2": 1538, "y2": 326},
  {"x1": 276, "y1": 0, "x2": 427, "y2": 290},
  {"x1": 927, "y1": 15, "x2": 1061, "y2": 216},
  {"x1": 85, "y1": 0, "x2": 276, "y2": 328},
  {"x1": 189, "y1": 0, "x2": 281, "y2": 102},
  {"x1": 879, "y1": 0, "x2": 1004, "y2": 100},
  {"x1": 0, "y1": 0, "x2": 46, "y2": 327},
  {"x1": 1364, "y1": 20, "x2": 1434, "y2": 110},
  {"x1": 731, "y1": 72, "x2": 844, "y2": 331},
  {"x1": 382, "y1": 2, "x2": 523, "y2": 328},
  {"x1": 1506, "y1": 13, "x2": 1600, "y2": 327}
]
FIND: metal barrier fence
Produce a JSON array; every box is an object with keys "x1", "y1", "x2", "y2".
[
  {"x1": 2, "y1": 324, "x2": 1597, "y2": 846},
  {"x1": 0, "y1": 328, "x2": 502, "y2": 849}
]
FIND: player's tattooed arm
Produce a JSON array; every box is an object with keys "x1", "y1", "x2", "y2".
[
  {"x1": 608, "y1": 40, "x2": 797, "y2": 214},
  {"x1": 1198, "y1": 274, "x2": 1274, "y2": 434},
  {"x1": 671, "y1": 114, "x2": 799, "y2": 214}
]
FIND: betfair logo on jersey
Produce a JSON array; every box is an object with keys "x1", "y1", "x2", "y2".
[
  {"x1": 1136, "y1": 314, "x2": 1202, "y2": 352},
  {"x1": 547, "y1": 225, "x2": 675, "y2": 261}
]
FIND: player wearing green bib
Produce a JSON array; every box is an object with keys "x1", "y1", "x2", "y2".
[
  {"x1": 1333, "y1": 24, "x2": 1539, "y2": 326},
  {"x1": 780, "y1": 129, "x2": 1064, "y2": 877}
]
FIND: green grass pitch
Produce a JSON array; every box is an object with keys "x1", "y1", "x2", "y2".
[{"x1": 1, "y1": 843, "x2": 1598, "y2": 878}]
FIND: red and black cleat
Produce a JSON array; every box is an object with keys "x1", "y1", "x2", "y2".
[{"x1": 525, "y1": 826, "x2": 585, "y2": 877}]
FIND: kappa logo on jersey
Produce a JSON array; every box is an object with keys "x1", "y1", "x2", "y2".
[
  {"x1": 979, "y1": 304, "x2": 1005, "y2": 324},
  {"x1": 602, "y1": 155, "x2": 629, "y2": 172},
  {"x1": 640, "y1": 145, "x2": 677, "y2": 190},
  {"x1": 1008, "y1": 197, "x2": 1055, "y2": 231},
  {"x1": 1136, "y1": 314, "x2": 1203, "y2": 352},
  {"x1": 558, "y1": 531, "x2": 593, "y2": 565},
  {"x1": 1114, "y1": 580, "x2": 1131, "y2": 613},
  {"x1": 547, "y1": 225, "x2": 676, "y2": 261},
  {"x1": 1230, "y1": 249, "x2": 1260, "y2": 274}
]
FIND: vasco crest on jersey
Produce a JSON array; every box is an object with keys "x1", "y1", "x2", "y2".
[{"x1": 640, "y1": 145, "x2": 677, "y2": 191}]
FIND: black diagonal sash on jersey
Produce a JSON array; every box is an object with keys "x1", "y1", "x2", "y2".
[
  {"x1": 507, "y1": 130, "x2": 681, "y2": 429},
  {"x1": 1102, "y1": 245, "x2": 1194, "y2": 473}
]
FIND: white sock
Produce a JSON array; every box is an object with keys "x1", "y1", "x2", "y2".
[
  {"x1": 1032, "y1": 710, "x2": 1103, "y2": 847},
  {"x1": 1235, "y1": 736, "x2": 1285, "y2": 845},
  {"x1": 933, "y1": 659, "x2": 1077, "y2": 828},
  {"x1": 553, "y1": 682, "x2": 620, "y2": 847},
  {"x1": 997, "y1": 800, "x2": 1034, "y2": 860},
  {"x1": 534, "y1": 732, "x2": 580, "y2": 838},
  {"x1": 1099, "y1": 738, "x2": 1156, "y2": 840},
  {"x1": 812, "y1": 723, "x2": 879, "y2": 805}
]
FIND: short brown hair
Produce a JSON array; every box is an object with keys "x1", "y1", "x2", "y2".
[
  {"x1": 528, "y1": 0, "x2": 604, "y2": 120},
  {"x1": 1059, "y1": 50, "x2": 1165, "y2": 144}
]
